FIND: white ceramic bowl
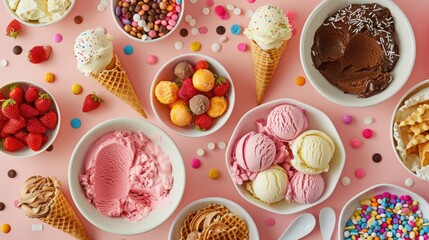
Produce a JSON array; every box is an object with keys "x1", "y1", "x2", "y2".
[
  {"x1": 338, "y1": 183, "x2": 429, "y2": 239},
  {"x1": 68, "y1": 118, "x2": 185, "y2": 235},
  {"x1": 111, "y1": 0, "x2": 184, "y2": 42},
  {"x1": 0, "y1": 81, "x2": 61, "y2": 158},
  {"x1": 151, "y1": 53, "x2": 235, "y2": 137},
  {"x1": 390, "y1": 79, "x2": 429, "y2": 181},
  {"x1": 225, "y1": 98, "x2": 345, "y2": 214},
  {"x1": 3, "y1": 0, "x2": 75, "y2": 27},
  {"x1": 300, "y1": 0, "x2": 415, "y2": 107},
  {"x1": 168, "y1": 197, "x2": 259, "y2": 240}
]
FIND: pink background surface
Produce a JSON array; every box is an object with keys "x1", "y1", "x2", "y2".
[{"x1": 1, "y1": 0, "x2": 429, "y2": 239}]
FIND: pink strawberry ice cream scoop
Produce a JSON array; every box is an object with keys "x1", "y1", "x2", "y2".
[
  {"x1": 235, "y1": 131, "x2": 276, "y2": 172},
  {"x1": 79, "y1": 130, "x2": 173, "y2": 221},
  {"x1": 266, "y1": 104, "x2": 308, "y2": 142},
  {"x1": 290, "y1": 172, "x2": 325, "y2": 204}
]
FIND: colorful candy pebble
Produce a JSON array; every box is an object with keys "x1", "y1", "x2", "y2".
[
  {"x1": 214, "y1": 5, "x2": 226, "y2": 16},
  {"x1": 190, "y1": 41, "x2": 201, "y2": 51},
  {"x1": 1, "y1": 223, "x2": 11, "y2": 233},
  {"x1": 351, "y1": 138, "x2": 362, "y2": 148},
  {"x1": 343, "y1": 114, "x2": 352, "y2": 124},
  {"x1": 363, "y1": 128, "x2": 373, "y2": 138},
  {"x1": 208, "y1": 168, "x2": 220, "y2": 179},
  {"x1": 191, "y1": 158, "x2": 201, "y2": 169}
]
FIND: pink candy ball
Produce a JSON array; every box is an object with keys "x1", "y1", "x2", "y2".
[
  {"x1": 266, "y1": 218, "x2": 275, "y2": 226},
  {"x1": 214, "y1": 5, "x2": 226, "y2": 16},
  {"x1": 237, "y1": 43, "x2": 247, "y2": 52},
  {"x1": 355, "y1": 168, "x2": 366, "y2": 179},
  {"x1": 146, "y1": 55, "x2": 158, "y2": 65},
  {"x1": 350, "y1": 138, "x2": 362, "y2": 148},
  {"x1": 53, "y1": 33, "x2": 63, "y2": 43},
  {"x1": 191, "y1": 158, "x2": 201, "y2": 169},
  {"x1": 362, "y1": 128, "x2": 373, "y2": 138}
]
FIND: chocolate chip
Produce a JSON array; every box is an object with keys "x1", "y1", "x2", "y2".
[
  {"x1": 13, "y1": 45, "x2": 22, "y2": 55},
  {"x1": 372, "y1": 153, "x2": 382, "y2": 163},
  {"x1": 0, "y1": 202, "x2": 4, "y2": 211},
  {"x1": 180, "y1": 28, "x2": 188, "y2": 37},
  {"x1": 74, "y1": 15, "x2": 83, "y2": 24},
  {"x1": 216, "y1": 26, "x2": 226, "y2": 35},
  {"x1": 7, "y1": 169, "x2": 16, "y2": 178},
  {"x1": 46, "y1": 145, "x2": 54, "y2": 152}
]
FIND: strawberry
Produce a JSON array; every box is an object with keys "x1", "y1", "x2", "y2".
[
  {"x1": 2, "y1": 117, "x2": 26, "y2": 134},
  {"x1": 41, "y1": 133, "x2": 48, "y2": 145},
  {"x1": 212, "y1": 76, "x2": 231, "y2": 96},
  {"x1": 178, "y1": 78, "x2": 198, "y2": 101},
  {"x1": 39, "y1": 111, "x2": 57, "y2": 130},
  {"x1": 28, "y1": 45, "x2": 52, "y2": 64},
  {"x1": 194, "y1": 114, "x2": 213, "y2": 131},
  {"x1": 0, "y1": 131, "x2": 10, "y2": 139},
  {"x1": 2, "y1": 99, "x2": 20, "y2": 120},
  {"x1": 6, "y1": 19, "x2": 21, "y2": 39},
  {"x1": 200, "y1": 90, "x2": 215, "y2": 99},
  {"x1": 195, "y1": 60, "x2": 209, "y2": 71},
  {"x1": 26, "y1": 132, "x2": 43, "y2": 151},
  {"x1": 13, "y1": 130, "x2": 28, "y2": 145},
  {"x1": 26, "y1": 117, "x2": 46, "y2": 133},
  {"x1": 82, "y1": 92, "x2": 103, "y2": 112},
  {"x1": 35, "y1": 93, "x2": 52, "y2": 113},
  {"x1": 3, "y1": 136, "x2": 25, "y2": 152},
  {"x1": 25, "y1": 86, "x2": 39, "y2": 102},
  {"x1": 20, "y1": 103, "x2": 39, "y2": 118},
  {"x1": 8, "y1": 84, "x2": 24, "y2": 105}
]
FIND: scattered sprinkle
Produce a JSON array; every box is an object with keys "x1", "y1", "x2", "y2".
[
  {"x1": 226, "y1": 4, "x2": 235, "y2": 11},
  {"x1": 191, "y1": 28, "x2": 199, "y2": 35},
  {"x1": 220, "y1": 36, "x2": 228, "y2": 42},
  {"x1": 74, "y1": 15, "x2": 83, "y2": 24},
  {"x1": 199, "y1": 27, "x2": 208, "y2": 34},
  {"x1": 196, "y1": 148, "x2": 205, "y2": 156},
  {"x1": 205, "y1": 0, "x2": 214, "y2": 7},
  {"x1": 46, "y1": 145, "x2": 54, "y2": 152},
  {"x1": 211, "y1": 43, "x2": 221, "y2": 52},
  {"x1": 202, "y1": 7, "x2": 210, "y2": 15},
  {"x1": 217, "y1": 141, "x2": 226, "y2": 149},
  {"x1": 355, "y1": 168, "x2": 366, "y2": 179},
  {"x1": 364, "y1": 116, "x2": 374, "y2": 125},
  {"x1": 207, "y1": 142, "x2": 215, "y2": 150},
  {"x1": 341, "y1": 176, "x2": 351, "y2": 186},
  {"x1": 191, "y1": 158, "x2": 201, "y2": 169},
  {"x1": 214, "y1": 5, "x2": 226, "y2": 16},
  {"x1": 53, "y1": 33, "x2": 63, "y2": 43},
  {"x1": 71, "y1": 84, "x2": 83, "y2": 95},
  {"x1": 219, "y1": 13, "x2": 228, "y2": 20},
  {"x1": 71, "y1": 118, "x2": 81, "y2": 129},
  {"x1": 0, "y1": 59, "x2": 8, "y2": 67},
  {"x1": 362, "y1": 128, "x2": 373, "y2": 138},
  {"x1": 350, "y1": 138, "x2": 362, "y2": 148},
  {"x1": 208, "y1": 168, "x2": 220, "y2": 179},
  {"x1": 13, "y1": 45, "x2": 22, "y2": 55},
  {"x1": 189, "y1": 19, "x2": 197, "y2": 27},
  {"x1": 31, "y1": 224, "x2": 43, "y2": 232},
  {"x1": 1, "y1": 223, "x2": 11, "y2": 233},
  {"x1": 0, "y1": 202, "x2": 5, "y2": 211},
  {"x1": 233, "y1": 8, "x2": 242, "y2": 16},
  {"x1": 7, "y1": 169, "x2": 16, "y2": 178},
  {"x1": 295, "y1": 76, "x2": 306, "y2": 86},
  {"x1": 180, "y1": 28, "x2": 188, "y2": 37},
  {"x1": 372, "y1": 153, "x2": 382, "y2": 163},
  {"x1": 266, "y1": 218, "x2": 276, "y2": 226},
  {"x1": 237, "y1": 43, "x2": 247, "y2": 52},
  {"x1": 342, "y1": 114, "x2": 352, "y2": 124},
  {"x1": 230, "y1": 24, "x2": 242, "y2": 35},
  {"x1": 189, "y1": 0, "x2": 197, "y2": 4},
  {"x1": 190, "y1": 41, "x2": 201, "y2": 51},
  {"x1": 123, "y1": 45, "x2": 134, "y2": 55},
  {"x1": 175, "y1": 41, "x2": 184, "y2": 50},
  {"x1": 44, "y1": 72, "x2": 55, "y2": 83},
  {"x1": 146, "y1": 55, "x2": 158, "y2": 65},
  {"x1": 216, "y1": 26, "x2": 226, "y2": 35},
  {"x1": 185, "y1": 15, "x2": 192, "y2": 22},
  {"x1": 405, "y1": 178, "x2": 414, "y2": 187}
]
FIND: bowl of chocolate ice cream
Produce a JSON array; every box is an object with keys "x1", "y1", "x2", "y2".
[{"x1": 300, "y1": 0, "x2": 415, "y2": 107}]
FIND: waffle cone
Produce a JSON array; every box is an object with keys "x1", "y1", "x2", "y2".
[
  {"x1": 39, "y1": 178, "x2": 91, "y2": 240},
  {"x1": 90, "y1": 55, "x2": 147, "y2": 118},
  {"x1": 250, "y1": 40, "x2": 288, "y2": 105}
]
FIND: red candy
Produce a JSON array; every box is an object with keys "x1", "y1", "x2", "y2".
[
  {"x1": 362, "y1": 128, "x2": 373, "y2": 138},
  {"x1": 214, "y1": 5, "x2": 226, "y2": 16}
]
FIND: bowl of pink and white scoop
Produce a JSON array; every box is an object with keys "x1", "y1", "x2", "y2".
[
  {"x1": 225, "y1": 98, "x2": 345, "y2": 214},
  {"x1": 68, "y1": 118, "x2": 185, "y2": 235}
]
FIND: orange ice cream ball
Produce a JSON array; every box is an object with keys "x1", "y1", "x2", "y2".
[
  {"x1": 192, "y1": 69, "x2": 215, "y2": 92},
  {"x1": 207, "y1": 96, "x2": 228, "y2": 118},
  {"x1": 155, "y1": 81, "x2": 179, "y2": 105},
  {"x1": 170, "y1": 102, "x2": 193, "y2": 127}
]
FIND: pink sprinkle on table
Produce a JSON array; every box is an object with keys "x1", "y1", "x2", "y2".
[{"x1": 355, "y1": 168, "x2": 366, "y2": 179}]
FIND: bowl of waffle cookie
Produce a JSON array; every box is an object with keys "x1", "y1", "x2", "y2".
[
  {"x1": 168, "y1": 197, "x2": 259, "y2": 240},
  {"x1": 391, "y1": 79, "x2": 429, "y2": 181}
]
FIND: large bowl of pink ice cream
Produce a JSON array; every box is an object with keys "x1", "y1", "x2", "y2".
[
  {"x1": 68, "y1": 118, "x2": 185, "y2": 235},
  {"x1": 225, "y1": 98, "x2": 345, "y2": 214}
]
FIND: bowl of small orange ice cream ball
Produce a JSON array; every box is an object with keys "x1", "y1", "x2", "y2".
[{"x1": 151, "y1": 54, "x2": 235, "y2": 137}]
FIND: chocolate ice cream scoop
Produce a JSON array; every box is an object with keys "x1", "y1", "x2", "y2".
[
  {"x1": 189, "y1": 94, "x2": 209, "y2": 115},
  {"x1": 311, "y1": 3, "x2": 399, "y2": 98},
  {"x1": 174, "y1": 61, "x2": 194, "y2": 80}
]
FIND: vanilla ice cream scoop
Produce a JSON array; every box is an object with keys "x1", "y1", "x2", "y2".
[
  {"x1": 291, "y1": 130, "x2": 335, "y2": 174},
  {"x1": 73, "y1": 27, "x2": 114, "y2": 76},
  {"x1": 244, "y1": 4, "x2": 292, "y2": 50},
  {"x1": 266, "y1": 104, "x2": 308, "y2": 142},
  {"x1": 9, "y1": 0, "x2": 71, "y2": 24},
  {"x1": 246, "y1": 165, "x2": 288, "y2": 203},
  {"x1": 235, "y1": 131, "x2": 276, "y2": 172}
]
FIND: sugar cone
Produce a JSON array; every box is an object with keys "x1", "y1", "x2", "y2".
[
  {"x1": 90, "y1": 55, "x2": 147, "y2": 118},
  {"x1": 39, "y1": 178, "x2": 91, "y2": 240},
  {"x1": 250, "y1": 40, "x2": 288, "y2": 105}
]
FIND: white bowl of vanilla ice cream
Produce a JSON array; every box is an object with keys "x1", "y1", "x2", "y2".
[{"x1": 4, "y1": 0, "x2": 75, "y2": 27}]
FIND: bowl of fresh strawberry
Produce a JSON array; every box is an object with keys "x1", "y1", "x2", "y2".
[
  {"x1": 150, "y1": 53, "x2": 235, "y2": 137},
  {"x1": 0, "y1": 81, "x2": 60, "y2": 157}
]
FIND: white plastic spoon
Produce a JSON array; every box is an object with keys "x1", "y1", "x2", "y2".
[
  {"x1": 278, "y1": 213, "x2": 316, "y2": 240},
  {"x1": 319, "y1": 207, "x2": 336, "y2": 240}
]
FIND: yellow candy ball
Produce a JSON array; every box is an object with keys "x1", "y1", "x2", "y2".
[
  {"x1": 295, "y1": 76, "x2": 306, "y2": 86},
  {"x1": 44, "y1": 72, "x2": 55, "y2": 83},
  {"x1": 1, "y1": 223, "x2": 11, "y2": 233},
  {"x1": 190, "y1": 41, "x2": 201, "y2": 52},
  {"x1": 71, "y1": 84, "x2": 83, "y2": 95},
  {"x1": 208, "y1": 168, "x2": 220, "y2": 179}
]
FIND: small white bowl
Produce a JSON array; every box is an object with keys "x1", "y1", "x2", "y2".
[
  {"x1": 111, "y1": 0, "x2": 184, "y2": 42},
  {"x1": 0, "y1": 81, "x2": 61, "y2": 158},
  {"x1": 3, "y1": 0, "x2": 75, "y2": 27},
  {"x1": 300, "y1": 0, "x2": 415, "y2": 107},
  {"x1": 225, "y1": 98, "x2": 345, "y2": 214},
  {"x1": 68, "y1": 118, "x2": 185, "y2": 235},
  {"x1": 338, "y1": 183, "x2": 429, "y2": 239},
  {"x1": 390, "y1": 79, "x2": 429, "y2": 181},
  {"x1": 151, "y1": 53, "x2": 235, "y2": 138},
  {"x1": 168, "y1": 197, "x2": 259, "y2": 240}
]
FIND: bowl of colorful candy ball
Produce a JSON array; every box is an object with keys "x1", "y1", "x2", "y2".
[
  {"x1": 0, "y1": 81, "x2": 60, "y2": 157},
  {"x1": 151, "y1": 53, "x2": 235, "y2": 137},
  {"x1": 111, "y1": 0, "x2": 184, "y2": 42},
  {"x1": 338, "y1": 184, "x2": 429, "y2": 239}
]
